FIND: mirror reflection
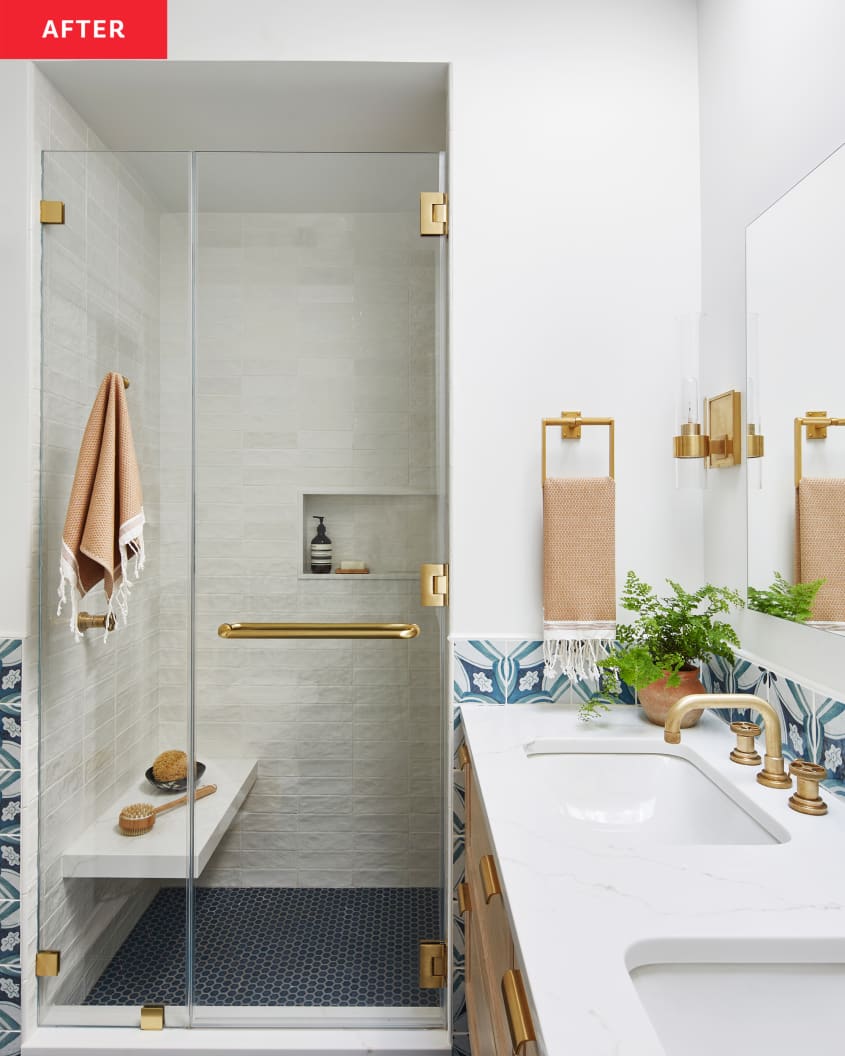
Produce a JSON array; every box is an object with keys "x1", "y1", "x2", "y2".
[{"x1": 746, "y1": 142, "x2": 845, "y2": 634}]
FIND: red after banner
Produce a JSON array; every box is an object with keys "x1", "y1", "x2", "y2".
[{"x1": 0, "y1": 0, "x2": 167, "y2": 58}]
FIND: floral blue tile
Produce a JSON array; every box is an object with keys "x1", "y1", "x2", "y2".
[
  {"x1": 452, "y1": 1033, "x2": 472, "y2": 1055},
  {"x1": 452, "y1": 767, "x2": 466, "y2": 892},
  {"x1": 769, "y1": 674, "x2": 813, "y2": 761},
  {"x1": 0, "y1": 841, "x2": 19, "y2": 903},
  {"x1": 0, "y1": 905, "x2": 19, "y2": 1034},
  {"x1": 0, "y1": 1032, "x2": 20, "y2": 1056},
  {"x1": 0, "y1": 779, "x2": 20, "y2": 838},
  {"x1": 813, "y1": 694, "x2": 845, "y2": 791},
  {"x1": 0, "y1": 711, "x2": 20, "y2": 774},
  {"x1": 507, "y1": 640, "x2": 568, "y2": 704},
  {"x1": 0, "y1": 967, "x2": 21, "y2": 1033},
  {"x1": 452, "y1": 899, "x2": 467, "y2": 1035},
  {"x1": 733, "y1": 658, "x2": 771, "y2": 724},
  {"x1": 0, "y1": 905, "x2": 19, "y2": 970},
  {"x1": 0, "y1": 643, "x2": 21, "y2": 707},
  {"x1": 701, "y1": 656, "x2": 735, "y2": 723},
  {"x1": 453, "y1": 641, "x2": 508, "y2": 705}
]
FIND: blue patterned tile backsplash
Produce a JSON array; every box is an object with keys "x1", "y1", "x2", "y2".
[{"x1": 0, "y1": 641, "x2": 19, "y2": 1054}]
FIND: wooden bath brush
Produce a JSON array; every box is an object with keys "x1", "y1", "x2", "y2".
[{"x1": 118, "y1": 784, "x2": 217, "y2": 836}]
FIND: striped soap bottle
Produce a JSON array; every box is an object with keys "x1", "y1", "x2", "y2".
[{"x1": 310, "y1": 516, "x2": 332, "y2": 574}]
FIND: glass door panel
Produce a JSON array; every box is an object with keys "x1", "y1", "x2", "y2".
[
  {"x1": 190, "y1": 152, "x2": 448, "y2": 1027},
  {"x1": 37, "y1": 150, "x2": 193, "y2": 1026}
]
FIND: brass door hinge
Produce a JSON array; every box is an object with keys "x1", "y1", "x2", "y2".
[
  {"x1": 40, "y1": 200, "x2": 65, "y2": 225},
  {"x1": 457, "y1": 882, "x2": 471, "y2": 916},
  {"x1": 140, "y1": 1004, "x2": 165, "y2": 1030},
  {"x1": 420, "y1": 192, "x2": 448, "y2": 236},
  {"x1": 420, "y1": 563, "x2": 449, "y2": 607},
  {"x1": 419, "y1": 940, "x2": 448, "y2": 988},
  {"x1": 35, "y1": 950, "x2": 61, "y2": 977}
]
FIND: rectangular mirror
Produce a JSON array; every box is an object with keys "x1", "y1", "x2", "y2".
[{"x1": 746, "y1": 142, "x2": 845, "y2": 636}]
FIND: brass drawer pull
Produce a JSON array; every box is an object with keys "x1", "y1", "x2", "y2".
[
  {"x1": 479, "y1": 854, "x2": 501, "y2": 903},
  {"x1": 457, "y1": 882, "x2": 471, "y2": 916},
  {"x1": 501, "y1": 969, "x2": 536, "y2": 1054}
]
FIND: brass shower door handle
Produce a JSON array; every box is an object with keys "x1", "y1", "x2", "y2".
[{"x1": 218, "y1": 622, "x2": 420, "y2": 640}]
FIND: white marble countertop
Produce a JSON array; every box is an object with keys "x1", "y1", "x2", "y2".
[
  {"x1": 460, "y1": 702, "x2": 845, "y2": 1056},
  {"x1": 62, "y1": 758, "x2": 257, "y2": 879}
]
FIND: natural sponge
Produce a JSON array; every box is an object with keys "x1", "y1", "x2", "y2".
[{"x1": 152, "y1": 750, "x2": 188, "y2": 783}]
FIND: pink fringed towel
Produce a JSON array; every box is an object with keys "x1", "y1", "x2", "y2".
[
  {"x1": 795, "y1": 478, "x2": 845, "y2": 623},
  {"x1": 543, "y1": 477, "x2": 616, "y2": 681},
  {"x1": 57, "y1": 373, "x2": 145, "y2": 640}
]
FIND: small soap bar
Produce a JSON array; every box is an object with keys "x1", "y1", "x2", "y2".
[{"x1": 340, "y1": 560, "x2": 366, "y2": 570}]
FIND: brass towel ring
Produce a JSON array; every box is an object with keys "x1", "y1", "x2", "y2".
[{"x1": 542, "y1": 412, "x2": 615, "y2": 483}]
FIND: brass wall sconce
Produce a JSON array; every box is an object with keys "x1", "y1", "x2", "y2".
[
  {"x1": 707, "y1": 389, "x2": 742, "y2": 468},
  {"x1": 747, "y1": 424, "x2": 765, "y2": 459},
  {"x1": 673, "y1": 389, "x2": 742, "y2": 468}
]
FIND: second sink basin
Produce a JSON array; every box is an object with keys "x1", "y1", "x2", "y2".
[
  {"x1": 629, "y1": 944, "x2": 845, "y2": 1054},
  {"x1": 523, "y1": 745, "x2": 783, "y2": 845}
]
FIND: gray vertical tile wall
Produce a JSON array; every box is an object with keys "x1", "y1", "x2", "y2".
[{"x1": 0, "y1": 641, "x2": 21, "y2": 1056}]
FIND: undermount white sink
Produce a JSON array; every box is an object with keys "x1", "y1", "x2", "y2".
[
  {"x1": 630, "y1": 952, "x2": 845, "y2": 1054},
  {"x1": 523, "y1": 744, "x2": 782, "y2": 845}
]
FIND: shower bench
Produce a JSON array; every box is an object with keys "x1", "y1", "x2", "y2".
[{"x1": 60, "y1": 758, "x2": 257, "y2": 878}]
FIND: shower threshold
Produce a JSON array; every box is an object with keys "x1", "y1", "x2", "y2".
[{"x1": 24, "y1": 1024, "x2": 451, "y2": 1055}]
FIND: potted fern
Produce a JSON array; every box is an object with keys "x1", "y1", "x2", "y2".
[{"x1": 599, "y1": 572, "x2": 743, "y2": 728}]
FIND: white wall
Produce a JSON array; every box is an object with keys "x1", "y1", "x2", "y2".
[
  {"x1": 164, "y1": 0, "x2": 706, "y2": 634},
  {"x1": 698, "y1": 0, "x2": 845, "y2": 686}
]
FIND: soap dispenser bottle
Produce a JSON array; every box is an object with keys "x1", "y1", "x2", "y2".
[{"x1": 310, "y1": 516, "x2": 332, "y2": 574}]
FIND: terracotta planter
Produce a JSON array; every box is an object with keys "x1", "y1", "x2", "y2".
[{"x1": 638, "y1": 666, "x2": 706, "y2": 728}]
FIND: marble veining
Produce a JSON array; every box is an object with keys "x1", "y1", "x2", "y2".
[{"x1": 460, "y1": 702, "x2": 845, "y2": 1055}]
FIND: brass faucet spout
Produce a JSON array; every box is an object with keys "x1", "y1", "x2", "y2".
[{"x1": 663, "y1": 693, "x2": 791, "y2": 790}]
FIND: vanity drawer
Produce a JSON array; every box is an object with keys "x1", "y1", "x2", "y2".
[
  {"x1": 466, "y1": 916, "x2": 499, "y2": 1056},
  {"x1": 468, "y1": 774, "x2": 514, "y2": 981}
]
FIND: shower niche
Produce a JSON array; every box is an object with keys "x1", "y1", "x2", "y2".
[{"x1": 300, "y1": 491, "x2": 439, "y2": 578}]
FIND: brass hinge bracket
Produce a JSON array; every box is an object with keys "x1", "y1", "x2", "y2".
[
  {"x1": 457, "y1": 882, "x2": 472, "y2": 916},
  {"x1": 140, "y1": 1004, "x2": 165, "y2": 1030},
  {"x1": 40, "y1": 201, "x2": 65, "y2": 225},
  {"x1": 419, "y1": 940, "x2": 448, "y2": 988},
  {"x1": 35, "y1": 950, "x2": 61, "y2": 977},
  {"x1": 420, "y1": 563, "x2": 449, "y2": 607},
  {"x1": 420, "y1": 192, "x2": 448, "y2": 236}
]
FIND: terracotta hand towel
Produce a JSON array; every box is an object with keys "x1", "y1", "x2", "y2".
[
  {"x1": 543, "y1": 477, "x2": 616, "y2": 681},
  {"x1": 795, "y1": 478, "x2": 845, "y2": 623},
  {"x1": 57, "y1": 373, "x2": 145, "y2": 640}
]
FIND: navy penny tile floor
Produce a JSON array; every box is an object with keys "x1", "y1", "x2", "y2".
[{"x1": 84, "y1": 886, "x2": 442, "y2": 1007}]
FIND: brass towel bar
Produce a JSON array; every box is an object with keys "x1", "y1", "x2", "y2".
[
  {"x1": 794, "y1": 411, "x2": 845, "y2": 486},
  {"x1": 218, "y1": 622, "x2": 420, "y2": 640},
  {"x1": 542, "y1": 412, "x2": 615, "y2": 483}
]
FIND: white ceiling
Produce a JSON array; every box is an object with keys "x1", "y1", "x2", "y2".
[
  {"x1": 36, "y1": 60, "x2": 448, "y2": 152},
  {"x1": 37, "y1": 61, "x2": 447, "y2": 213}
]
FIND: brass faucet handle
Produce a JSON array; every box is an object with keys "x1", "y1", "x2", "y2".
[
  {"x1": 730, "y1": 721, "x2": 762, "y2": 766},
  {"x1": 788, "y1": 759, "x2": 828, "y2": 816}
]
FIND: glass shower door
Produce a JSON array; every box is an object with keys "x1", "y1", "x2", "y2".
[
  {"x1": 189, "y1": 151, "x2": 448, "y2": 1027},
  {"x1": 37, "y1": 149, "x2": 194, "y2": 1025}
]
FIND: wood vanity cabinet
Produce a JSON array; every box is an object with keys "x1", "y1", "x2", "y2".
[{"x1": 463, "y1": 755, "x2": 539, "y2": 1056}]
